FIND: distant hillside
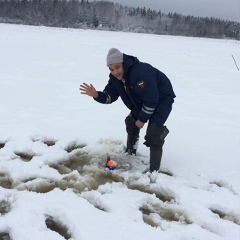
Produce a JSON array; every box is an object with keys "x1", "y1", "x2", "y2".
[{"x1": 0, "y1": 0, "x2": 239, "y2": 40}]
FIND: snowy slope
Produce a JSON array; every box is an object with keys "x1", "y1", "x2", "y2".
[{"x1": 0, "y1": 23, "x2": 240, "y2": 240}]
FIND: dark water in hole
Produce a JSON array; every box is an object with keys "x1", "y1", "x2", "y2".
[
  {"x1": 0, "y1": 232, "x2": 10, "y2": 240},
  {"x1": 45, "y1": 216, "x2": 71, "y2": 239},
  {"x1": 0, "y1": 173, "x2": 12, "y2": 189},
  {"x1": 14, "y1": 151, "x2": 35, "y2": 162},
  {"x1": 0, "y1": 143, "x2": 5, "y2": 149},
  {"x1": 0, "y1": 201, "x2": 11, "y2": 215}
]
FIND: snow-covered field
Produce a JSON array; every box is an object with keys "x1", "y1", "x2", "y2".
[{"x1": 0, "y1": 23, "x2": 240, "y2": 240}]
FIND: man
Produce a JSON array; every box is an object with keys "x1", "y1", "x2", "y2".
[{"x1": 80, "y1": 48, "x2": 176, "y2": 173}]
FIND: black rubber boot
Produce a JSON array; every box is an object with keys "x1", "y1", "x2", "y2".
[
  {"x1": 126, "y1": 134, "x2": 139, "y2": 155},
  {"x1": 125, "y1": 114, "x2": 140, "y2": 155},
  {"x1": 125, "y1": 148, "x2": 137, "y2": 155},
  {"x1": 149, "y1": 146, "x2": 163, "y2": 172}
]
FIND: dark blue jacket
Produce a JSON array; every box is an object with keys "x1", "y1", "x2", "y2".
[{"x1": 95, "y1": 54, "x2": 176, "y2": 126}]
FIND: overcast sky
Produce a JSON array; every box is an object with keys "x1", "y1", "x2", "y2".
[{"x1": 91, "y1": 0, "x2": 240, "y2": 22}]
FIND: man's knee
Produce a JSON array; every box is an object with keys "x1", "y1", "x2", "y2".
[
  {"x1": 125, "y1": 114, "x2": 140, "y2": 135},
  {"x1": 144, "y1": 122, "x2": 169, "y2": 147}
]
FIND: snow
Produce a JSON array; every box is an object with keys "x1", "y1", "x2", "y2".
[{"x1": 0, "y1": 23, "x2": 240, "y2": 240}]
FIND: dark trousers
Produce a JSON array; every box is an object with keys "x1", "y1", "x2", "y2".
[
  {"x1": 125, "y1": 114, "x2": 140, "y2": 153},
  {"x1": 125, "y1": 114, "x2": 169, "y2": 172}
]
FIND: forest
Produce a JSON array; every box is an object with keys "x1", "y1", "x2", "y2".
[{"x1": 0, "y1": 0, "x2": 239, "y2": 40}]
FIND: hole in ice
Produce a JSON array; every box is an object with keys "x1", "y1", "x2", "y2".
[
  {"x1": 0, "y1": 232, "x2": 11, "y2": 240},
  {"x1": 141, "y1": 212, "x2": 159, "y2": 227},
  {"x1": 32, "y1": 136, "x2": 57, "y2": 146},
  {"x1": 14, "y1": 151, "x2": 36, "y2": 162},
  {"x1": 43, "y1": 139, "x2": 57, "y2": 147},
  {"x1": 127, "y1": 182, "x2": 174, "y2": 203},
  {"x1": 11, "y1": 150, "x2": 175, "y2": 202},
  {"x1": 22, "y1": 177, "x2": 37, "y2": 183},
  {"x1": 16, "y1": 165, "x2": 125, "y2": 193},
  {"x1": 0, "y1": 200, "x2": 11, "y2": 215},
  {"x1": 17, "y1": 178, "x2": 65, "y2": 193},
  {"x1": 49, "y1": 151, "x2": 91, "y2": 174},
  {"x1": 64, "y1": 151, "x2": 91, "y2": 171},
  {"x1": 76, "y1": 167, "x2": 124, "y2": 192},
  {"x1": 140, "y1": 203, "x2": 191, "y2": 227},
  {"x1": 45, "y1": 215, "x2": 71, "y2": 240},
  {"x1": 64, "y1": 142, "x2": 86, "y2": 153},
  {"x1": 210, "y1": 208, "x2": 240, "y2": 226},
  {"x1": 210, "y1": 181, "x2": 223, "y2": 188},
  {"x1": 0, "y1": 173, "x2": 13, "y2": 189},
  {"x1": 49, "y1": 163, "x2": 72, "y2": 175},
  {"x1": 0, "y1": 142, "x2": 6, "y2": 149}
]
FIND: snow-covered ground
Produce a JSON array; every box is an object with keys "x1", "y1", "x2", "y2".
[{"x1": 0, "y1": 23, "x2": 240, "y2": 240}]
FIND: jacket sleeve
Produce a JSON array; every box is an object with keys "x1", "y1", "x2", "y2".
[{"x1": 94, "y1": 79, "x2": 119, "y2": 104}]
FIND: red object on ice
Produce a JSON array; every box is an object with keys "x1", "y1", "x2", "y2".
[
  {"x1": 107, "y1": 160, "x2": 114, "y2": 167},
  {"x1": 106, "y1": 155, "x2": 116, "y2": 170}
]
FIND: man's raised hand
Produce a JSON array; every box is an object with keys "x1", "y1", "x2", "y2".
[{"x1": 80, "y1": 83, "x2": 98, "y2": 98}]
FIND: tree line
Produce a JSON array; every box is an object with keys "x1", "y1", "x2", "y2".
[{"x1": 0, "y1": 0, "x2": 239, "y2": 40}]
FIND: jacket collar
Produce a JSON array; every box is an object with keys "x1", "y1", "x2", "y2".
[{"x1": 123, "y1": 54, "x2": 139, "y2": 79}]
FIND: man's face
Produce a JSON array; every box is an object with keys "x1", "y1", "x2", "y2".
[{"x1": 108, "y1": 63, "x2": 124, "y2": 80}]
